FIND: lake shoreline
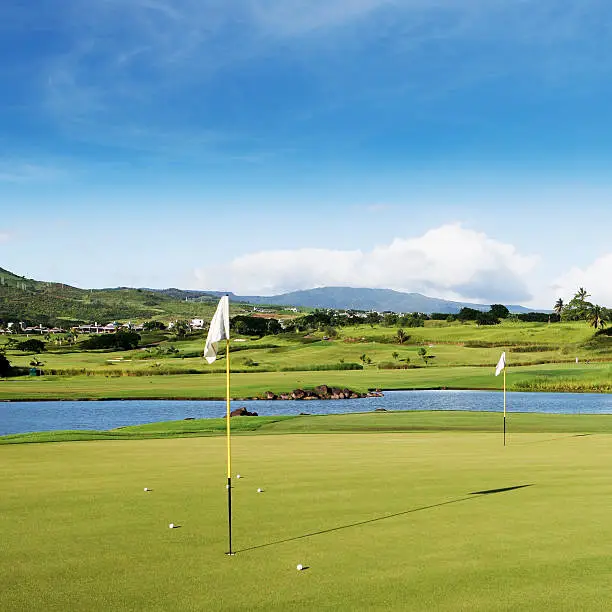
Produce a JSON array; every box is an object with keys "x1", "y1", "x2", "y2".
[
  {"x1": 3, "y1": 384, "x2": 612, "y2": 402},
  {"x1": 4, "y1": 408, "x2": 612, "y2": 445},
  {"x1": 3, "y1": 389, "x2": 612, "y2": 438}
]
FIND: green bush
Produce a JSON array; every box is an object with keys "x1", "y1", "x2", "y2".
[
  {"x1": 0, "y1": 352, "x2": 12, "y2": 376},
  {"x1": 81, "y1": 331, "x2": 140, "y2": 351},
  {"x1": 280, "y1": 363, "x2": 363, "y2": 372},
  {"x1": 377, "y1": 361, "x2": 418, "y2": 370},
  {"x1": 16, "y1": 339, "x2": 46, "y2": 353}
]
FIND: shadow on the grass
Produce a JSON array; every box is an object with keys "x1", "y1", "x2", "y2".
[
  {"x1": 514, "y1": 433, "x2": 592, "y2": 446},
  {"x1": 469, "y1": 484, "x2": 532, "y2": 495},
  {"x1": 236, "y1": 484, "x2": 533, "y2": 553}
]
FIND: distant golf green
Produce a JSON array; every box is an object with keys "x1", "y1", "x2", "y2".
[
  {"x1": 1, "y1": 319, "x2": 611, "y2": 399},
  {"x1": 3, "y1": 413, "x2": 612, "y2": 610}
]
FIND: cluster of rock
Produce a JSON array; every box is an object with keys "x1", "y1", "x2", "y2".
[
  {"x1": 264, "y1": 385, "x2": 383, "y2": 401},
  {"x1": 230, "y1": 407, "x2": 259, "y2": 417},
  {"x1": 228, "y1": 386, "x2": 385, "y2": 416}
]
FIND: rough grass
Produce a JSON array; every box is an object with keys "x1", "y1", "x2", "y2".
[
  {"x1": 3, "y1": 427, "x2": 612, "y2": 610},
  {"x1": 2, "y1": 321, "x2": 610, "y2": 399},
  {"x1": 1, "y1": 362, "x2": 611, "y2": 401}
]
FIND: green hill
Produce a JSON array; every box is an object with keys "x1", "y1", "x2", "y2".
[{"x1": 0, "y1": 267, "x2": 231, "y2": 326}]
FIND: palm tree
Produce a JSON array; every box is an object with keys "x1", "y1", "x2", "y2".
[
  {"x1": 588, "y1": 305, "x2": 608, "y2": 331},
  {"x1": 553, "y1": 298, "x2": 564, "y2": 317},
  {"x1": 575, "y1": 287, "x2": 590, "y2": 302},
  {"x1": 395, "y1": 328, "x2": 408, "y2": 345}
]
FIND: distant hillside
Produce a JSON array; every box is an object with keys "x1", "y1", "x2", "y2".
[
  {"x1": 234, "y1": 286, "x2": 534, "y2": 314},
  {"x1": 0, "y1": 268, "x2": 236, "y2": 326},
  {"x1": 142, "y1": 288, "x2": 219, "y2": 302},
  {"x1": 1, "y1": 266, "x2": 537, "y2": 325}
]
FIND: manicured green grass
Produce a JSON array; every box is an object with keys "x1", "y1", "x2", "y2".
[{"x1": 3, "y1": 426, "x2": 612, "y2": 610}]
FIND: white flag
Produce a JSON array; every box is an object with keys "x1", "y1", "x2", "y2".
[
  {"x1": 495, "y1": 351, "x2": 506, "y2": 376},
  {"x1": 204, "y1": 296, "x2": 230, "y2": 364}
]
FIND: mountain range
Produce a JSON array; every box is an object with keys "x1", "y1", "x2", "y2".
[
  {"x1": 1, "y1": 265, "x2": 537, "y2": 323},
  {"x1": 185, "y1": 286, "x2": 534, "y2": 314}
]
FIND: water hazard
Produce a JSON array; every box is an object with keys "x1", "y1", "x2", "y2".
[{"x1": 2, "y1": 390, "x2": 612, "y2": 436}]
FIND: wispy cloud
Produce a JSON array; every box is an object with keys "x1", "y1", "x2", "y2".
[
  {"x1": 0, "y1": 161, "x2": 64, "y2": 183},
  {"x1": 249, "y1": 0, "x2": 391, "y2": 36},
  {"x1": 40, "y1": 5, "x2": 607, "y2": 114},
  {"x1": 7, "y1": 0, "x2": 611, "y2": 163}
]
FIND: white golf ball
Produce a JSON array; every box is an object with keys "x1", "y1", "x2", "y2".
[
  {"x1": 257, "y1": 488, "x2": 263, "y2": 493},
  {"x1": 236, "y1": 474, "x2": 241, "y2": 479},
  {"x1": 169, "y1": 523, "x2": 175, "y2": 529},
  {"x1": 296, "y1": 564, "x2": 304, "y2": 571},
  {"x1": 144, "y1": 487, "x2": 149, "y2": 492}
]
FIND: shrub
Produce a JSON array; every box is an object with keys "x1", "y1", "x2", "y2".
[
  {"x1": 16, "y1": 339, "x2": 46, "y2": 353},
  {"x1": 81, "y1": 331, "x2": 140, "y2": 351},
  {"x1": 377, "y1": 362, "x2": 418, "y2": 370},
  {"x1": 0, "y1": 352, "x2": 12, "y2": 376},
  {"x1": 476, "y1": 312, "x2": 500, "y2": 326},
  {"x1": 280, "y1": 363, "x2": 363, "y2": 372},
  {"x1": 143, "y1": 320, "x2": 167, "y2": 331}
]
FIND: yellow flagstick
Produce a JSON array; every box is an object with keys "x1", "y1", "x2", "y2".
[
  {"x1": 495, "y1": 351, "x2": 507, "y2": 447},
  {"x1": 226, "y1": 337, "x2": 231, "y2": 480},
  {"x1": 226, "y1": 333, "x2": 234, "y2": 555},
  {"x1": 203, "y1": 295, "x2": 233, "y2": 555},
  {"x1": 503, "y1": 366, "x2": 507, "y2": 447}
]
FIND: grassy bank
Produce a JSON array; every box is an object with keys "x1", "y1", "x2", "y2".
[
  {"x1": 3, "y1": 410, "x2": 612, "y2": 445},
  {"x1": 1, "y1": 362, "x2": 611, "y2": 401}
]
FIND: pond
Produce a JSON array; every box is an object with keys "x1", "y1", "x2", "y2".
[{"x1": 2, "y1": 390, "x2": 612, "y2": 436}]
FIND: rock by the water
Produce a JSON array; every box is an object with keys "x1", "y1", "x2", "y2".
[{"x1": 230, "y1": 407, "x2": 258, "y2": 417}]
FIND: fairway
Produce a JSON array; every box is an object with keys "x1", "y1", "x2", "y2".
[{"x1": 3, "y1": 428, "x2": 612, "y2": 610}]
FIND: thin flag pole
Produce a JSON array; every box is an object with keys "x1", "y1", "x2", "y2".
[
  {"x1": 203, "y1": 295, "x2": 233, "y2": 555},
  {"x1": 503, "y1": 367, "x2": 506, "y2": 447},
  {"x1": 495, "y1": 351, "x2": 506, "y2": 447},
  {"x1": 226, "y1": 335, "x2": 233, "y2": 555}
]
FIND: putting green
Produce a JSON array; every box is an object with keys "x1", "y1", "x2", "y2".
[{"x1": 2, "y1": 430, "x2": 612, "y2": 610}]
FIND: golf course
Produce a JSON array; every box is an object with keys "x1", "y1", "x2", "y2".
[
  {"x1": 5, "y1": 1, "x2": 612, "y2": 608},
  {"x1": 3, "y1": 294, "x2": 612, "y2": 609},
  {"x1": 2, "y1": 412, "x2": 612, "y2": 611}
]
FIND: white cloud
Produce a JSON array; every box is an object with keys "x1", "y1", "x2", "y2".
[
  {"x1": 194, "y1": 223, "x2": 538, "y2": 302},
  {"x1": 553, "y1": 254, "x2": 612, "y2": 307}
]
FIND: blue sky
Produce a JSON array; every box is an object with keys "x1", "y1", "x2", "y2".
[{"x1": 2, "y1": 0, "x2": 612, "y2": 308}]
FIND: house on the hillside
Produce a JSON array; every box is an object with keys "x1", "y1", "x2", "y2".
[{"x1": 76, "y1": 323, "x2": 115, "y2": 334}]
